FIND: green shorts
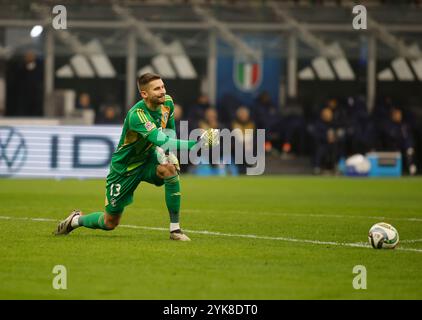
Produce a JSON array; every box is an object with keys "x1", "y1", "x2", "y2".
[{"x1": 105, "y1": 157, "x2": 164, "y2": 215}]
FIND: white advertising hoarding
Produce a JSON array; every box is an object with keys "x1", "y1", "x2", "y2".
[{"x1": 0, "y1": 125, "x2": 122, "y2": 178}]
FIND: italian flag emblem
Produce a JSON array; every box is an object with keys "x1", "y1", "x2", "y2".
[{"x1": 234, "y1": 59, "x2": 262, "y2": 92}]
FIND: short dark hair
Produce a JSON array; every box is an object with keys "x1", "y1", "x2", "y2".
[{"x1": 137, "y1": 73, "x2": 161, "y2": 91}]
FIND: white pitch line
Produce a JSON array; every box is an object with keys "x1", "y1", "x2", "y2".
[
  {"x1": 83, "y1": 208, "x2": 422, "y2": 223},
  {"x1": 1, "y1": 215, "x2": 421, "y2": 253},
  {"x1": 121, "y1": 224, "x2": 422, "y2": 253},
  {"x1": 349, "y1": 241, "x2": 422, "y2": 253},
  {"x1": 400, "y1": 239, "x2": 422, "y2": 244},
  {"x1": 0, "y1": 216, "x2": 57, "y2": 222}
]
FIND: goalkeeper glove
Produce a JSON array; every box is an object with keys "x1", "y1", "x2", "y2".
[
  {"x1": 167, "y1": 152, "x2": 180, "y2": 174},
  {"x1": 155, "y1": 147, "x2": 168, "y2": 164},
  {"x1": 199, "y1": 128, "x2": 220, "y2": 147},
  {"x1": 156, "y1": 147, "x2": 180, "y2": 174}
]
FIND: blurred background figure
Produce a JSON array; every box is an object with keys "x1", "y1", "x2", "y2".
[
  {"x1": 198, "y1": 107, "x2": 222, "y2": 131},
  {"x1": 6, "y1": 50, "x2": 43, "y2": 116},
  {"x1": 372, "y1": 96, "x2": 394, "y2": 127},
  {"x1": 232, "y1": 105, "x2": 256, "y2": 174},
  {"x1": 96, "y1": 93, "x2": 121, "y2": 124},
  {"x1": 280, "y1": 97, "x2": 306, "y2": 157},
  {"x1": 325, "y1": 98, "x2": 346, "y2": 128},
  {"x1": 96, "y1": 104, "x2": 121, "y2": 124},
  {"x1": 196, "y1": 107, "x2": 224, "y2": 175},
  {"x1": 232, "y1": 105, "x2": 255, "y2": 133},
  {"x1": 75, "y1": 92, "x2": 95, "y2": 125},
  {"x1": 380, "y1": 107, "x2": 417, "y2": 175},
  {"x1": 311, "y1": 107, "x2": 341, "y2": 175},
  {"x1": 252, "y1": 91, "x2": 283, "y2": 153},
  {"x1": 0, "y1": 59, "x2": 5, "y2": 116},
  {"x1": 76, "y1": 92, "x2": 93, "y2": 110},
  {"x1": 325, "y1": 97, "x2": 347, "y2": 159},
  {"x1": 218, "y1": 93, "x2": 242, "y2": 128},
  {"x1": 188, "y1": 94, "x2": 210, "y2": 129},
  {"x1": 344, "y1": 95, "x2": 374, "y2": 156}
]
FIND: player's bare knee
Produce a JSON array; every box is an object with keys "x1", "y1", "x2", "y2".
[
  {"x1": 156, "y1": 164, "x2": 167, "y2": 178},
  {"x1": 106, "y1": 223, "x2": 117, "y2": 231},
  {"x1": 166, "y1": 164, "x2": 177, "y2": 177},
  {"x1": 104, "y1": 214, "x2": 120, "y2": 230},
  {"x1": 105, "y1": 221, "x2": 118, "y2": 230},
  {"x1": 157, "y1": 164, "x2": 176, "y2": 179}
]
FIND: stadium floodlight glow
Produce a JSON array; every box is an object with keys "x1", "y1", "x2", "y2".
[{"x1": 30, "y1": 25, "x2": 43, "y2": 38}]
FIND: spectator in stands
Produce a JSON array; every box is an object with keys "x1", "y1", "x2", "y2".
[
  {"x1": 197, "y1": 107, "x2": 223, "y2": 172},
  {"x1": 6, "y1": 50, "x2": 43, "y2": 116},
  {"x1": 232, "y1": 105, "x2": 255, "y2": 133},
  {"x1": 344, "y1": 95, "x2": 374, "y2": 155},
  {"x1": 371, "y1": 95, "x2": 395, "y2": 149},
  {"x1": 218, "y1": 93, "x2": 241, "y2": 128},
  {"x1": 232, "y1": 106, "x2": 256, "y2": 174},
  {"x1": 280, "y1": 98, "x2": 306, "y2": 156},
  {"x1": 188, "y1": 94, "x2": 210, "y2": 129},
  {"x1": 326, "y1": 97, "x2": 347, "y2": 128},
  {"x1": 410, "y1": 106, "x2": 422, "y2": 176},
  {"x1": 324, "y1": 97, "x2": 347, "y2": 158},
  {"x1": 0, "y1": 59, "x2": 5, "y2": 116},
  {"x1": 252, "y1": 91, "x2": 282, "y2": 152},
  {"x1": 373, "y1": 95, "x2": 394, "y2": 124},
  {"x1": 96, "y1": 104, "x2": 121, "y2": 124},
  {"x1": 198, "y1": 107, "x2": 222, "y2": 131},
  {"x1": 76, "y1": 92, "x2": 93, "y2": 110},
  {"x1": 75, "y1": 92, "x2": 95, "y2": 125},
  {"x1": 381, "y1": 107, "x2": 417, "y2": 175},
  {"x1": 311, "y1": 107, "x2": 342, "y2": 174}
]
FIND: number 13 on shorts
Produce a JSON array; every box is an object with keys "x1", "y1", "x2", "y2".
[{"x1": 110, "y1": 184, "x2": 121, "y2": 197}]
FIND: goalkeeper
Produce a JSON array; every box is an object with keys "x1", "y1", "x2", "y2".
[{"x1": 54, "y1": 73, "x2": 219, "y2": 241}]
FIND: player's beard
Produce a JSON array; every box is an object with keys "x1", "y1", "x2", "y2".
[{"x1": 150, "y1": 95, "x2": 165, "y2": 107}]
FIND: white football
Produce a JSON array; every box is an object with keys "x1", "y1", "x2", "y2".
[
  {"x1": 345, "y1": 154, "x2": 371, "y2": 175},
  {"x1": 368, "y1": 222, "x2": 399, "y2": 249}
]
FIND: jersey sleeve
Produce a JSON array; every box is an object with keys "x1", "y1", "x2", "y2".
[
  {"x1": 146, "y1": 129, "x2": 197, "y2": 151},
  {"x1": 165, "y1": 95, "x2": 176, "y2": 131},
  {"x1": 128, "y1": 108, "x2": 158, "y2": 138}
]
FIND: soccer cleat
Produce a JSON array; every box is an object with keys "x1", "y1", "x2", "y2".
[
  {"x1": 53, "y1": 210, "x2": 82, "y2": 236},
  {"x1": 170, "y1": 229, "x2": 191, "y2": 241}
]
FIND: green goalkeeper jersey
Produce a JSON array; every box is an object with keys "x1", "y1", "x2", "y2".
[{"x1": 110, "y1": 95, "x2": 196, "y2": 175}]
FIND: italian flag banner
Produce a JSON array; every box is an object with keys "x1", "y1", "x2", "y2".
[{"x1": 235, "y1": 61, "x2": 261, "y2": 91}]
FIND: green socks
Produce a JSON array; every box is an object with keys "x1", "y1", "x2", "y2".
[
  {"x1": 78, "y1": 212, "x2": 111, "y2": 230},
  {"x1": 77, "y1": 175, "x2": 181, "y2": 232},
  {"x1": 164, "y1": 175, "x2": 181, "y2": 224}
]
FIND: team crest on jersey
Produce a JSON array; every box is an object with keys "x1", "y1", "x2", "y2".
[
  {"x1": 145, "y1": 121, "x2": 156, "y2": 131},
  {"x1": 163, "y1": 111, "x2": 169, "y2": 124}
]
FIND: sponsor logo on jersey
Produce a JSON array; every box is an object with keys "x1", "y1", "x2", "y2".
[{"x1": 145, "y1": 121, "x2": 156, "y2": 131}]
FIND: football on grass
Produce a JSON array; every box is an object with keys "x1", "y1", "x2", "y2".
[{"x1": 368, "y1": 222, "x2": 399, "y2": 249}]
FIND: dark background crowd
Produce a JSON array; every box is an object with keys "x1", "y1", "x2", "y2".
[
  {"x1": 1, "y1": 50, "x2": 420, "y2": 175},
  {"x1": 182, "y1": 91, "x2": 420, "y2": 175}
]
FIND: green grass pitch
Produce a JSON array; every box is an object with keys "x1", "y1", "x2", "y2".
[{"x1": 0, "y1": 176, "x2": 421, "y2": 299}]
